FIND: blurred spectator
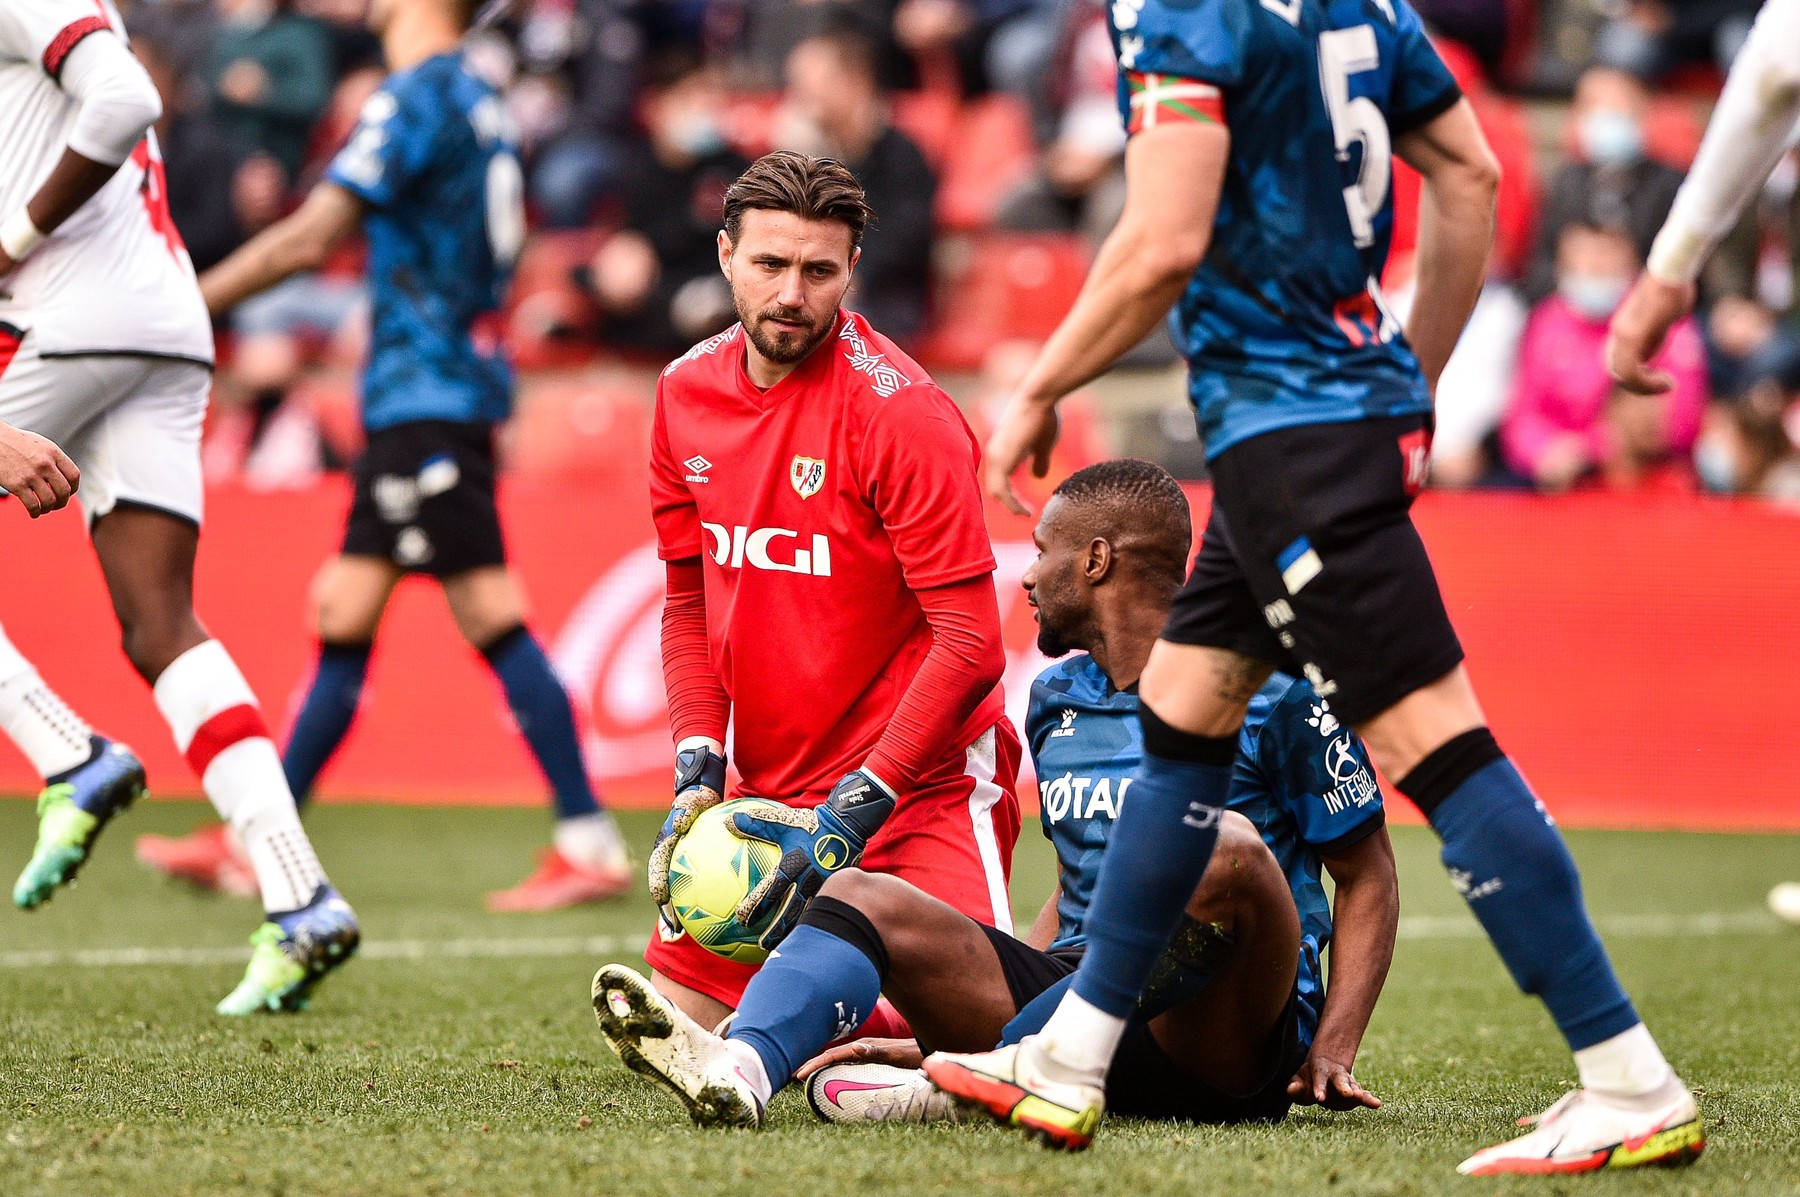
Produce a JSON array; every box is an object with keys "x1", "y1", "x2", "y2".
[
  {"x1": 1524, "y1": 66, "x2": 1683, "y2": 304},
  {"x1": 580, "y1": 56, "x2": 748, "y2": 353},
  {"x1": 1416, "y1": 286, "x2": 1530, "y2": 489},
  {"x1": 1703, "y1": 293, "x2": 1800, "y2": 399},
  {"x1": 296, "y1": 0, "x2": 383, "y2": 79},
  {"x1": 1694, "y1": 381, "x2": 1800, "y2": 500},
  {"x1": 780, "y1": 22, "x2": 937, "y2": 341},
  {"x1": 205, "y1": 0, "x2": 337, "y2": 179},
  {"x1": 134, "y1": 26, "x2": 286, "y2": 273},
  {"x1": 735, "y1": 1, "x2": 910, "y2": 91},
  {"x1": 1602, "y1": 384, "x2": 1698, "y2": 491},
  {"x1": 1594, "y1": 0, "x2": 1760, "y2": 81},
  {"x1": 1503, "y1": 222, "x2": 1707, "y2": 492},
  {"x1": 527, "y1": 0, "x2": 710, "y2": 228},
  {"x1": 996, "y1": 0, "x2": 1124, "y2": 245},
  {"x1": 891, "y1": 0, "x2": 1060, "y2": 99}
]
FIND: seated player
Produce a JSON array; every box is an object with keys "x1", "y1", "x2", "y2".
[{"x1": 590, "y1": 460, "x2": 1399, "y2": 1129}]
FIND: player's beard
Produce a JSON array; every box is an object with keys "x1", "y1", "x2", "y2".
[
  {"x1": 1034, "y1": 610, "x2": 1075, "y2": 659},
  {"x1": 737, "y1": 295, "x2": 835, "y2": 367}
]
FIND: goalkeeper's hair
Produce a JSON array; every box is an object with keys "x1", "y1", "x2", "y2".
[{"x1": 1051, "y1": 459, "x2": 1193, "y2": 590}]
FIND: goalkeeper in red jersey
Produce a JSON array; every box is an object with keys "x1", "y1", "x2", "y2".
[{"x1": 644, "y1": 152, "x2": 1021, "y2": 1028}]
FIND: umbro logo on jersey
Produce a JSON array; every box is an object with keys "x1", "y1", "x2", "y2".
[
  {"x1": 790, "y1": 456, "x2": 826, "y2": 500},
  {"x1": 701, "y1": 522, "x2": 833, "y2": 576},
  {"x1": 684, "y1": 455, "x2": 713, "y2": 484}
]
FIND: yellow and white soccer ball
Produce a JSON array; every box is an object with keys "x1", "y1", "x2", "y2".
[{"x1": 668, "y1": 797, "x2": 786, "y2": 964}]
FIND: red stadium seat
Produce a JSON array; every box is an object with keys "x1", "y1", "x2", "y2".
[
  {"x1": 935, "y1": 95, "x2": 1038, "y2": 231},
  {"x1": 916, "y1": 232, "x2": 1090, "y2": 372},
  {"x1": 505, "y1": 230, "x2": 606, "y2": 371},
  {"x1": 288, "y1": 371, "x2": 363, "y2": 465},
  {"x1": 892, "y1": 90, "x2": 962, "y2": 170},
  {"x1": 505, "y1": 377, "x2": 652, "y2": 480},
  {"x1": 721, "y1": 93, "x2": 782, "y2": 160},
  {"x1": 1642, "y1": 96, "x2": 1707, "y2": 171}
]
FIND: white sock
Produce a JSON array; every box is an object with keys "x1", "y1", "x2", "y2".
[
  {"x1": 555, "y1": 811, "x2": 626, "y2": 869},
  {"x1": 1575, "y1": 1023, "x2": 1676, "y2": 1100},
  {"x1": 722, "y1": 1037, "x2": 774, "y2": 1107},
  {"x1": 0, "y1": 625, "x2": 96, "y2": 779},
  {"x1": 153, "y1": 640, "x2": 328, "y2": 914},
  {"x1": 1032, "y1": 990, "x2": 1127, "y2": 1085}
]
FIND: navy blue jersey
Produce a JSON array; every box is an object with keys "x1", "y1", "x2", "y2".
[
  {"x1": 327, "y1": 51, "x2": 521, "y2": 431},
  {"x1": 1027, "y1": 659, "x2": 1383, "y2": 1041},
  {"x1": 1109, "y1": 0, "x2": 1460, "y2": 457}
]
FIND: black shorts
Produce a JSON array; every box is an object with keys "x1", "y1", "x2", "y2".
[
  {"x1": 343, "y1": 420, "x2": 506, "y2": 577},
  {"x1": 976, "y1": 924, "x2": 1304, "y2": 1125},
  {"x1": 1165, "y1": 414, "x2": 1465, "y2": 727}
]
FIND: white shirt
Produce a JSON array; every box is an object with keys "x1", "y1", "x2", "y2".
[
  {"x1": 0, "y1": 0, "x2": 213, "y2": 364},
  {"x1": 1648, "y1": 0, "x2": 1800, "y2": 285}
]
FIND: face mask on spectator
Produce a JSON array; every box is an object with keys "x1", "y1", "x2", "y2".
[
  {"x1": 667, "y1": 114, "x2": 727, "y2": 159},
  {"x1": 1577, "y1": 110, "x2": 1645, "y2": 168},
  {"x1": 1694, "y1": 433, "x2": 1738, "y2": 492},
  {"x1": 1559, "y1": 273, "x2": 1631, "y2": 320}
]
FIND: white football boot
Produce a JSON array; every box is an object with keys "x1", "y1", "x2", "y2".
[
  {"x1": 1457, "y1": 1082, "x2": 1705, "y2": 1175},
  {"x1": 591, "y1": 964, "x2": 765, "y2": 1129},
  {"x1": 923, "y1": 1039, "x2": 1105, "y2": 1150},
  {"x1": 806, "y1": 1063, "x2": 966, "y2": 1124}
]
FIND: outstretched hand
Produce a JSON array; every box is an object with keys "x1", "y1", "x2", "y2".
[
  {"x1": 1606, "y1": 274, "x2": 1696, "y2": 395},
  {"x1": 983, "y1": 395, "x2": 1060, "y2": 517},
  {"x1": 1287, "y1": 1051, "x2": 1381, "y2": 1111},
  {"x1": 794, "y1": 1037, "x2": 924, "y2": 1081}
]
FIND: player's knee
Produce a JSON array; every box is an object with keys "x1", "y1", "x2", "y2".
[
  {"x1": 817, "y1": 870, "x2": 914, "y2": 943},
  {"x1": 1188, "y1": 811, "x2": 1276, "y2": 916}
]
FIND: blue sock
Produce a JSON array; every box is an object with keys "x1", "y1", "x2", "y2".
[
  {"x1": 482, "y1": 626, "x2": 600, "y2": 820},
  {"x1": 728, "y1": 900, "x2": 885, "y2": 1093},
  {"x1": 1070, "y1": 708, "x2": 1234, "y2": 1018},
  {"x1": 1407, "y1": 732, "x2": 1639, "y2": 1051},
  {"x1": 281, "y1": 642, "x2": 370, "y2": 809}
]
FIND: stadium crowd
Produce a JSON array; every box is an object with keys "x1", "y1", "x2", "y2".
[{"x1": 116, "y1": 0, "x2": 1800, "y2": 500}]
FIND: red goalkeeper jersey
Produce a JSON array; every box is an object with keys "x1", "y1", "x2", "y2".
[{"x1": 650, "y1": 310, "x2": 1005, "y2": 801}]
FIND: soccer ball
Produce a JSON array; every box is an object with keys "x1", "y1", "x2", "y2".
[{"x1": 668, "y1": 798, "x2": 786, "y2": 964}]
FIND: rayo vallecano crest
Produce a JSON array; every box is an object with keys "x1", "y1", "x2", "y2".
[{"x1": 790, "y1": 456, "x2": 826, "y2": 499}]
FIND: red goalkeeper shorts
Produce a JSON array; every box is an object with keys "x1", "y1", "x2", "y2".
[{"x1": 644, "y1": 718, "x2": 1022, "y2": 1009}]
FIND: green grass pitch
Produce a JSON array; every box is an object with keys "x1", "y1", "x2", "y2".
[{"x1": 2, "y1": 799, "x2": 1796, "y2": 1197}]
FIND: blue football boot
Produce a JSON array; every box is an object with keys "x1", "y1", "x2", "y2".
[
  {"x1": 13, "y1": 737, "x2": 148, "y2": 910},
  {"x1": 216, "y1": 883, "x2": 361, "y2": 1015}
]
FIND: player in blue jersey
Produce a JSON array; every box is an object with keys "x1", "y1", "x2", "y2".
[
  {"x1": 588, "y1": 461, "x2": 1400, "y2": 1131},
  {"x1": 156, "y1": 0, "x2": 632, "y2": 911},
  {"x1": 932, "y1": 0, "x2": 1702, "y2": 1174}
]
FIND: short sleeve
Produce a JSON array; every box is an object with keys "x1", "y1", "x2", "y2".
[
  {"x1": 854, "y1": 383, "x2": 997, "y2": 590},
  {"x1": 1389, "y1": 2, "x2": 1462, "y2": 136},
  {"x1": 326, "y1": 78, "x2": 438, "y2": 210},
  {"x1": 648, "y1": 380, "x2": 703, "y2": 562},
  {"x1": 1262, "y1": 688, "x2": 1384, "y2": 855},
  {"x1": 1112, "y1": 0, "x2": 1254, "y2": 132},
  {"x1": 0, "y1": 0, "x2": 113, "y2": 81}
]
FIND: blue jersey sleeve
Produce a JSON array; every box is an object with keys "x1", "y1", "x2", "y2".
[
  {"x1": 1387, "y1": 0, "x2": 1461, "y2": 134},
  {"x1": 1112, "y1": 0, "x2": 1256, "y2": 126},
  {"x1": 327, "y1": 74, "x2": 443, "y2": 210},
  {"x1": 1259, "y1": 685, "x2": 1384, "y2": 854}
]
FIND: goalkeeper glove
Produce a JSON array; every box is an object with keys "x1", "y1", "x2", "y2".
[
  {"x1": 647, "y1": 742, "x2": 727, "y2": 936},
  {"x1": 730, "y1": 768, "x2": 896, "y2": 951}
]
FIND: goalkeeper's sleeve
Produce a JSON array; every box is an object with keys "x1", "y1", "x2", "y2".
[
  {"x1": 660, "y1": 557, "x2": 729, "y2": 746},
  {"x1": 861, "y1": 573, "x2": 1006, "y2": 795}
]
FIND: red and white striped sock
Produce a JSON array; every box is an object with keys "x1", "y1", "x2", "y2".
[{"x1": 153, "y1": 640, "x2": 327, "y2": 914}]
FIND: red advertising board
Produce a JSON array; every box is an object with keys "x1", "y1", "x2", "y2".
[{"x1": 1, "y1": 472, "x2": 1795, "y2": 831}]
